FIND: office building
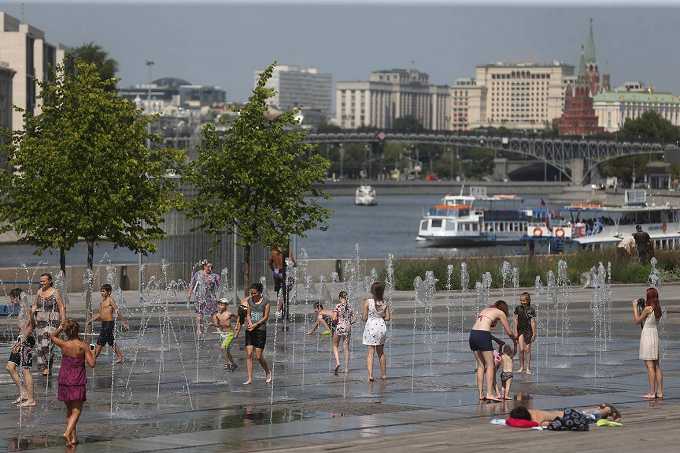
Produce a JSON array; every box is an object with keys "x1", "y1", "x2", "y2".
[
  {"x1": 0, "y1": 12, "x2": 68, "y2": 130},
  {"x1": 336, "y1": 69, "x2": 449, "y2": 131},
  {"x1": 255, "y1": 65, "x2": 332, "y2": 120}
]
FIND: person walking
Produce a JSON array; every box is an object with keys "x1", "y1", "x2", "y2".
[
  {"x1": 34, "y1": 273, "x2": 66, "y2": 376},
  {"x1": 187, "y1": 260, "x2": 220, "y2": 338},
  {"x1": 332, "y1": 291, "x2": 355, "y2": 374},
  {"x1": 633, "y1": 287, "x2": 663, "y2": 399},
  {"x1": 362, "y1": 282, "x2": 390, "y2": 382},
  {"x1": 242, "y1": 283, "x2": 271, "y2": 385}
]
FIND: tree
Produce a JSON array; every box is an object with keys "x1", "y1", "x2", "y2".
[
  {"x1": 600, "y1": 111, "x2": 680, "y2": 183},
  {"x1": 392, "y1": 115, "x2": 424, "y2": 133},
  {"x1": 69, "y1": 42, "x2": 119, "y2": 88},
  {"x1": 0, "y1": 60, "x2": 185, "y2": 318},
  {"x1": 188, "y1": 61, "x2": 332, "y2": 293}
]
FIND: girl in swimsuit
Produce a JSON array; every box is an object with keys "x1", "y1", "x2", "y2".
[{"x1": 469, "y1": 300, "x2": 515, "y2": 402}]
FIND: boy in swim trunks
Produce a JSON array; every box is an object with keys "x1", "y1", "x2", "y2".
[
  {"x1": 88, "y1": 284, "x2": 129, "y2": 363},
  {"x1": 500, "y1": 341, "x2": 517, "y2": 400},
  {"x1": 213, "y1": 298, "x2": 238, "y2": 371}
]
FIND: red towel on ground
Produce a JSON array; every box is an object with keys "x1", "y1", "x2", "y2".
[{"x1": 506, "y1": 418, "x2": 539, "y2": 428}]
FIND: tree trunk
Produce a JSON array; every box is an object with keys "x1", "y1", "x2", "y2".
[
  {"x1": 243, "y1": 245, "x2": 251, "y2": 296},
  {"x1": 60, "y1": 247, "x2": 66, "y2": 277},
  {"x1": 86, "y1": 240, "x2": 94, "y2": 334}
]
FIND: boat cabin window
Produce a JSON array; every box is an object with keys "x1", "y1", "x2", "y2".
[
  {"x1": 420, "y1": 220, "x2": 427, "y2": 232},
  {"x1": 431, "y1": 219, "x2": 443, "y2": 228},
  {"x1": 446, "y1": 222, "x2": 457, "y2": 231}
]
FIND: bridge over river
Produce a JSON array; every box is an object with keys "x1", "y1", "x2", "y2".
[{"x1": 304, "y1": 132, "x2": 677, "y2": 185}]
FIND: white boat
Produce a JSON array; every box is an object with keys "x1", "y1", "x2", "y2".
[
  {"x1": 355, "y1": 185, "x2": 377, "y2": 206},
  {"x1": 527, "y1": 190, "x2": 680, "y2": 253},
  {"x1": 417, "y1": 187, "x2": 541, "y2": 246}
]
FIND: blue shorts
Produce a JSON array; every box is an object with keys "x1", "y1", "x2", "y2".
[{"x1": 469, "y1": 329, "x2": 493, "y2": 351}]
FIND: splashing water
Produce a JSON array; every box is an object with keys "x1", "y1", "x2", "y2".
[
  {"x1": 501, "y1": 261, "x2": 512, "y2": 296},
  {"x1": 445, "y1": 264, "x2": 454, "y2": 362}
]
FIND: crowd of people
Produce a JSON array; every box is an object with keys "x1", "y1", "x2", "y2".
[
  {"x1": 3, "y1": 253, "x2": 667, "y2": 443},
  {"x1": 6, "y1": 274, "x2": 128, "y2": 446}
]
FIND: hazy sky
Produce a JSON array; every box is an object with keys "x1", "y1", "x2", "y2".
[{"x1": 1, "y1": 1, "x2": 679, "y2": 102}]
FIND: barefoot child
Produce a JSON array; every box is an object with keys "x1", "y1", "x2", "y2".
[
  {"x1": 500, "y1": 341, "x2": 517, "y2": 400},
  {"x1": 307, "y1": 302, "x2": 333, "y2": 336},
  {"x1": 6, "y1": 289, "x2": 37, "y2": 407},
  {"x1": 87, "y1": 284, "x2": 129, "y2": 364},
  {"x1": 51, "y1": 319, "x2": 96, "y2": 447},
  {"x1": 212, "y1": 298, "x2": 238, "y2": 371},
  {"x1": 514, "y1": 292, "x2": 536, "y2": 374}
]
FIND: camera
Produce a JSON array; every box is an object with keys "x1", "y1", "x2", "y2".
[
  {"x1": 89, "y1": 343, "x2": 96, "y2": 351},
  {"x1": 637, "y1": 298, "x2": 646, "y2": 329}
]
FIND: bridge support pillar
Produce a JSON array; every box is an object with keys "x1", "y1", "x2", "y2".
[
  {"x1": 493, "y1": 158, "x2": 508, "y2": 181},
  {"x1": 571, "y1": 158, "x2": 584, "y2": 186}
]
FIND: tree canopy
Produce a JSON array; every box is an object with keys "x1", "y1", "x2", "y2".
[
  {"x1": 187, "y1": 61, "x2": 332, "y2": 292},
  {"x1": 392, "y1": 115, "x2": 424, "y2": 133},
  {"x1": 600, "y1": 111, "x2": 680, "y2": 183},
  {"x1": 0, "y1": 59, "x2": 185, "y2": 315},
  {"x1": 69, "y1": 42, "x2": 119, "y2": 88}
]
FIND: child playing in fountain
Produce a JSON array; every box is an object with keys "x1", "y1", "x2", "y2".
[
  {"x1": 514, "y1": 292, "x2": 536, "y2": 374},
  {"x1": 87, "y1": 284, "x2": 129, "y2": 364},
  {"x1": 500, "y1": 340, "x2": 517, "y2": 400},
  {"x1": 213, "y1": 298, "x2": 238, "y2": 371},
  {"x1": 306, "y1": 302, "x2": 334, "y2": 336},
  {"x1": 6, "y1": 288, "x2": 37, "y2": 407},
  {"x1": 51, "y1": 319, "x2": 96, "y2": 447}
]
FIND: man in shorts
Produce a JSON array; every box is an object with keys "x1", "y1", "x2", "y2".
[{"x1": 268, "y1": 246, "x2": 296, "y2": 318}]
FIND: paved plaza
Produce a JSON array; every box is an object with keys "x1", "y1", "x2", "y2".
[{"x1": 0, "y1": 282, "x2": 679, "y2": 452}]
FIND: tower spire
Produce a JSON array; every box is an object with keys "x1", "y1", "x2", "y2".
[
  {"x1": 577, "y1": 46, "x2": 587, "y2": 83},
  {"x1": 585, "y1": 18, "x2": 597, "y2": 64}
]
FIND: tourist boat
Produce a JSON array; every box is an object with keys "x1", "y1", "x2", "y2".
[
  {"x1": 417, "y1": 187, "x2": 543, "y2": 246},
  {"x1": 355, "y1": 185, "x2": 377, "y2": 206},
  {"x1": 526, "y1": 190, "x2": 680, "y2": 254}
]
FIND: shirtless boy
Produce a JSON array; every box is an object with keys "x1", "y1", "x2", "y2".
[
  {"x1": 87, "y1": 284, "x2": 129, "y2": 363},
  {"x1": 213, "y1": 298, "x2": 238, "y2": 371},
  {"x1": 500, "y1": 342, "x2": 517, "y2": 400}
]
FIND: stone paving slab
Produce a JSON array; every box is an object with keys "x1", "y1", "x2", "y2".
[{"x1": 0, "y1": 282, "x2": 678, "y2": 452}]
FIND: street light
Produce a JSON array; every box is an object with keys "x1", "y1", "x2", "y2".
[
  {"x1": 145, "y1": 60, "x2": 154, "y2": 151},
  {"x1": 339, "y1": 143, "x2": 344, "y2": 180}
]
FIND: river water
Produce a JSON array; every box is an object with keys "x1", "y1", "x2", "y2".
[{"x1": 0, "y1": 194, "x2": 550, "y2": 266}]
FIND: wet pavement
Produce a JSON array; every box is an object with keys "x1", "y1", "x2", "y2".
[{"x1": 0, "y1": 283, "x2": 678, "y2": 452}]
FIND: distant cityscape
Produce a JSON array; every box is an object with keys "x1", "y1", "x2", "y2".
[{"x1": 1, "y1": 11, "x2": 678, "y2": 172}]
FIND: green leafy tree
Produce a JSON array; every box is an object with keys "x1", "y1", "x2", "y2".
[
  {"x1": 392, "y1": 115, "x2": 424, "y2": 133},
  {"x1": 69, "y1": 42, "x2": 119, "y2": 88},
  {"x1": 0, "y1": 60, "x2": 185, "y2": 318},
  {"x1": 600, "y1": 111, "x2": 680, "y2": 183},
  {"x1": 188, "y1": 62, "x2": 332, "y2": 293}
]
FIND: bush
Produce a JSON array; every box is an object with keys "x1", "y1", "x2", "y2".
[{"x1": 381, "y1": 249, "x2": 680, "y2": 291}]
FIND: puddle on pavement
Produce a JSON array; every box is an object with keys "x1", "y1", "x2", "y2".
[{"x1": 0, "y1": 408, "x2": 342, "y2": 451}]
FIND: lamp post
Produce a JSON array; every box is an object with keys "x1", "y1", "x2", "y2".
[
  {"x1": 140, "y1": 59, "x2": 153, "y2": 296},
  {"x1": 339, "y1": 143, "x2": 344, "y2": 180},
  {"x1": 145, "y1": 60, "x2": 154, "y2": 150}
]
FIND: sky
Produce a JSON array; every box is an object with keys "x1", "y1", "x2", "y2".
[{"x1": 1, "y1": 1, "x2": 679, "y2": 103}]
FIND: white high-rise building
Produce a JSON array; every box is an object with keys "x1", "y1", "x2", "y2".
[
  {"x1": 254, "y1": 65, "x2": 332, "y2": 120},
  {"x1": 0, "y1": 12, "x2": 68, "y2": 130},
  {"x1": 336, "y1": 69, "x2": 449, "y2": 131}
]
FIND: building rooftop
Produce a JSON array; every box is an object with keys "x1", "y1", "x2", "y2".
[
  {"x1": 594, "y1": 88, "x2": 680, "y2": 104},
  {"x1": 478, "y1": 61, "x2": 573, "y2": 69}
]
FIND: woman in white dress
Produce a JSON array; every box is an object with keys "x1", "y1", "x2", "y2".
[
  {"x1": 362, "y1": 282, "x2": 390, "y2": 382},
  {"x1": 632, "y1": 287, "x2": 663, "y2": 399}
]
